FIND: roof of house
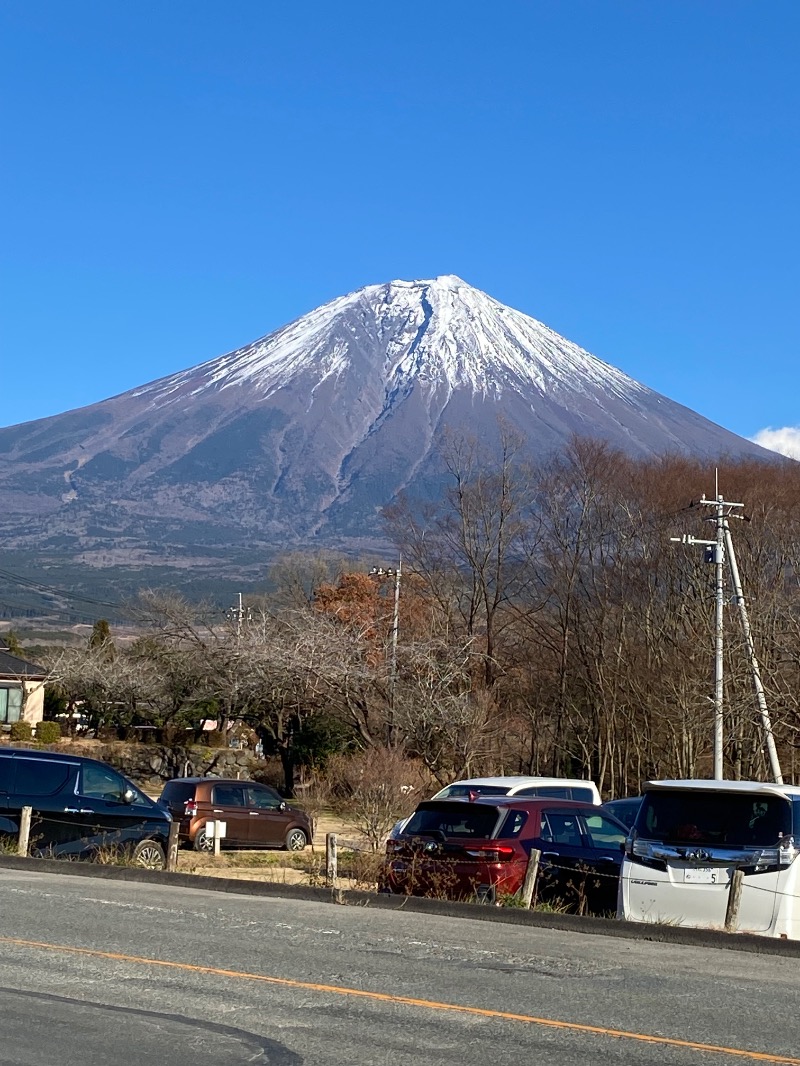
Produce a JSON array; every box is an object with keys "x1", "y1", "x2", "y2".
[{"x1": 0, "y1": 646, "x2": 46, "y2": 679}]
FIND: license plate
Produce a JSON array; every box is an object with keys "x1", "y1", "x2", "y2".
[{"x1": 684, "y1": 867, "x2": 723, "y2": 884}]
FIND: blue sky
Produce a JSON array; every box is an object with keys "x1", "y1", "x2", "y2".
[{"x1": 3, "y1": 2, "x2": 799, "y2": 453}]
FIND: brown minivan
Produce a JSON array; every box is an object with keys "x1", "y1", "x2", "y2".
[{"x1": 158, "y1": 777, "x2": 312, "y2": 852}]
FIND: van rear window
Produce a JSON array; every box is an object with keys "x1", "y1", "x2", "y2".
[
  {"x1": 161, "y1": 781, "x2": 196, "y2": 804},
  {"x1": 14, "y1": 758, "x2": 74, "y2": 797},
  {"x1": 637, "y1": 791, "x2": 792, "y2": 848}
]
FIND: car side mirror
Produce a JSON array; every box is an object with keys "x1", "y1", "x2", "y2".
[
  {"x1": 619, "y1": 840, "x2": 627, "y2": 853},
  {"x1": 279, "y1": 801, "x2": 287, "y2": 811},
  {"x1": 122, "y1": 787, "x2": 136, "y2": 805}
]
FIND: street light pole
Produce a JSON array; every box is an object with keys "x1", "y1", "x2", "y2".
[
  {"x1": 369, "y1": 558, "x2": 402, "y2": 744},
  {"x1": 389, "y1": 557, "x2": 401, "y2": 716}
]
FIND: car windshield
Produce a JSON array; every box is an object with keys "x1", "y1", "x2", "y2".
[
  {"x1": 436, "y1": 784, "x2": 511, "y2": 798},
  {"x1": 403, "y1": 802, "x2": 502, "y2": 839},
  {"x1": 636, "y1": 791, "x2": 792, "y2": 847}
]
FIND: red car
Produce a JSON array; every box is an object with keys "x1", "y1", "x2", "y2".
[{"x1": 379, "y1": 796, "x2": 627, "y2": 912}]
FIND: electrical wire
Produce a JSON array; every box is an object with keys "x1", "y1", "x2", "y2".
[{"x1": 0, "y1": 565, "x2": 128, "y2": 611}]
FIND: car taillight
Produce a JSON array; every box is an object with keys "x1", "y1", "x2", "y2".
[
  {"x1": 184, "y1": 799, "x2": 197, "y2": 816},
  {"x1": 464, "y1": 845, "x2": 516, "y2": 861}
]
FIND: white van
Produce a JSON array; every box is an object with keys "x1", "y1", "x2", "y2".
[
  {"x1": 618, "y1": 779, "x2": 800, "y2": 939},
  {"x1": 386, "y1": 775, "x2": 601, "y2": 842},
  {"x1": 431, "y1": 775, "x2": 602, "y2": 805}
]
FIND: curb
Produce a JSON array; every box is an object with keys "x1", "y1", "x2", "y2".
[{"x1": 1, "y1": 853, "x2": 799, "y2": 958}]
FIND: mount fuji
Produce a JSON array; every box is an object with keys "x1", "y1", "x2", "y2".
[{"x1": 0, "y1": 275, "x2": 778, "y2": 590}]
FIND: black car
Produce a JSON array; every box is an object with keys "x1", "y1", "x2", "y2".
[
  {"x1": 601, "y1": 796, "x2": 643, "y2": 830},
  {"x1": 0, "y1": 747, "x2": 171, "y2": 867}
]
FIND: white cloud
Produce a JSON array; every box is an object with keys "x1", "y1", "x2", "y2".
[{"x1": 750, "y1": 426, "x2": 800, "y2": 460}]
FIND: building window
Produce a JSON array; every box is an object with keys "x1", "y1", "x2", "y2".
[{"x1": 0, "y1": 686, "x2": 23, "y2": 724}]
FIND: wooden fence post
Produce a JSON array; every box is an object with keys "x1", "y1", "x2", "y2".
[
  {"x1": 520, "y1": 848, "x2": 542, "y2": 908},
  {"x1": 17, "y1": 806, "x2": 32, "y2": 857},
  {"x1": 326, "y1": 833, "x2": 338, "y2": 888},
  {"x1": 166, "y1": 822, "x2": 180, "y2": 872},
  {"x1": 725, "y1": 869, "x2": 744, "y2": 932}
]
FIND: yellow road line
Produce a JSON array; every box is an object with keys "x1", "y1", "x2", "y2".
[{"x1": 0, "y1": 935, "x2": 796, "y2": 1064}]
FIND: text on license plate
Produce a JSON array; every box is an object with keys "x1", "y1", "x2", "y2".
[{"x1": 684, "y1": 867, "x2": 724, "y2": 884}]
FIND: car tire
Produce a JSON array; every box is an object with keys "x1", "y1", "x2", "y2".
[
  {"x1": 193, "y1": 825, "x2": 214, "y2": 852},
  {"x1": 131, "y1": 839, "x2": 166, "y2": 870},
  {"x1": 285, "y1": 827, "x2": 307, "y2": 852}
]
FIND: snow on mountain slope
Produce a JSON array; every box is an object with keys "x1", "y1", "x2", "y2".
[{"x1": 132, "y1": 275, "x2": 645, "y2": 410}]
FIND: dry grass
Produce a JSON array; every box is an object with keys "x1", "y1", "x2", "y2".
[{"x1": 174, "y1": 806, "x2": 382, "y2": 891}]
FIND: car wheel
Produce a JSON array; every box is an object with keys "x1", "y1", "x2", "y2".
[
  {"x1": 193, "y1": 825, "x2": 214, "y2": 852},
  {"x1": 285, "y1": 827, "x2": 307, "y2": 852},
  {"x1": 131, "y1": 840, "x2": 166, "y2": 870}
]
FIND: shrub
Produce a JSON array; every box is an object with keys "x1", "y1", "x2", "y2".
[
  {"x1": 36, "y1": 721, "x2": 62, "y2": 744},
  {"x1": 9, "y1": 721, "x2": 33, "y2": 742},
  {"x1": 326, "y1": 748, "x2": 433, "y2": 851}
]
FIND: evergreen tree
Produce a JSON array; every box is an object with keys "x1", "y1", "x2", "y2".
[{"x1": 2, "y1": 629, "x2": 24, "y2": 657}]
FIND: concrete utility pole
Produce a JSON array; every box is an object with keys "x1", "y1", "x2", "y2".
[
  {"x1": 227, "y1": 593, "x2": 250, "y2": 640},
  {"x1": 671, "y1": 505, "x2": 725, "y2": 779},
  {"x1": 671, "y1": 484, "x2": 783, "y2": 783}
]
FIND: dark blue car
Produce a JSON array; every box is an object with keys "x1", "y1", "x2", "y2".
[{"x1": 601, "y1": 796, "x2": 643, "y2": 830}]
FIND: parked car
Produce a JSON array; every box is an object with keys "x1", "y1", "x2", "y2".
[
  {"x1": 431, "y1": 776, "x2": 602, "y2": 804},
  {"x1": 379, "y1": 797, "x2": 627, "y2": 913},
  {"x1": 0, "y1": 746, "x2": 170, "y2": 867},
  {"x1": 601, "y1": 796, "x2": 643, "y2": 830},
  {"x1": 619, "y1": 779, "x2": 800, "y2": 939},
  {"x1": 387, "y1": 776, "x2": 602, "y2": 842},
  {"x1": 158, "y1": 777, "x2": 312, "y2": 852}
]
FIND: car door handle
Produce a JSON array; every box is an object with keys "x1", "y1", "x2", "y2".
[
  {"x1": 212, "y1": 809, "x2": 224, "y2": 814},
  {"x1": 249, "y1": 811, "x2": 260, "y2": 816},
  {"x1": 541, "y1": 852, "x2": 559, "y2": 861},
  {"x1": 597, "y1": 856, "x2": 618, "y2": 863},
  {"x1": 64, "y1": 808, "x2": 93, "y2": 814}
]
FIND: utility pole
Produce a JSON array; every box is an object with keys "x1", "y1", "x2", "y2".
[
  {"x1": 672, "y1": 501, "x2": 725, "y2": 779},
  {"x1": 671, "y1": 483, "x2": 783, "y2": 783},
  {"x1": 227, "y1": 593, "x2": 250, "y2": 640}
]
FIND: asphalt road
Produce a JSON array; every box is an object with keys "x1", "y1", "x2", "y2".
[{"x1": 0, "y1": 867, "x2": 798, "y2": 1066}]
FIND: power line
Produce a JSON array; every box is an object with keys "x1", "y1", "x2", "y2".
[{"x1": 0, "y1": 565, "x2": 127, "y2": 611}]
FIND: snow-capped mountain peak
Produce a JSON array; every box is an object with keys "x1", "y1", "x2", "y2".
[{"x1": 133, "y1": 276, "x2": 644, "y2": 409}]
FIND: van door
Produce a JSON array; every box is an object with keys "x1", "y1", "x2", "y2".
[
  {"x1": 72, "y1": 762, "x2": 162, "y2": 857},
  {"x1": 207, "y1": 783, "x2": 251, "y2": 845},
  {"x1": 536, "y1": 808, "x2": 595, "y2": 909},
  {"x1": 243, "y1": 784, "x2": 290, "y2": 847},
  {"x1": 9, "y1": 756, "x2": 85, "y2": 855}
]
